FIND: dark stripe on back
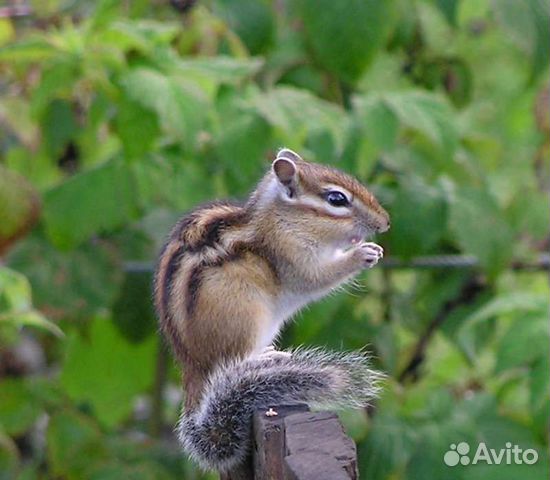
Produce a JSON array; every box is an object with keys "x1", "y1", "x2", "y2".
[
  {"x1": 164, "y1": 316, "x2": 188, "y2": 363},
  {"x1": 199, "y1": 217, "x2": 226, "y2": 249},
  {"x1": 170, "y1": 214, "x2": 195, "y2": 242},
  {"x1": 161, "y1": 244, "x2": 186, "y2": 324},
  {"x1": 186, "y1": 264, "x2": 204, "y2": 316},
  {"x1": 190, "y1": 208, "x2": 249, "y2": 253},
  {"x1": 153, "y1": 241, "x2": 188, "y2": 364},
  {"x1": 230, "y1": 241, "x2": 280, "y2": 285},
  {"x1": 152, "y1": 240, "x2": 169, "y2": 319},
  {"x1": 169, "y1": 200, "x2": 240, "y2": 241}
]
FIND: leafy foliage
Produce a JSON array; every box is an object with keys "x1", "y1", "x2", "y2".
[{"x1": 0, "y1": 1, "x2": 548, "y2": 479}]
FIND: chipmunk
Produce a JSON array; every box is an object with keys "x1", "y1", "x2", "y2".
[{"x1": 153, "y1": 148, "x2": 390, "y2": 472}]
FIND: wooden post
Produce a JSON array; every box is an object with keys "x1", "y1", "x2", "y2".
[
  {"x1": 221, "y1": 404, "x2": 358, "y2": 480},
  {"x1": 253, "y1": 404, "x2": 310, "y2": 479},
  {"x1": 283, "y1": 411, "x2": 358, "y2": 480}
]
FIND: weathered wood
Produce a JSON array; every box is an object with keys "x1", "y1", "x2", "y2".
[
  {"x1": 253, "y1": 404, "x2": 310, "y2": 480},
  {"x1": 285, "y1": 453, "x2": 351, "y2": 480},
  {"x1": 284, "y1": 411, "x2": 357, "y2": 479},
  {"x1": 221, "y1": 404, "x2": 358, "y2": 480}
]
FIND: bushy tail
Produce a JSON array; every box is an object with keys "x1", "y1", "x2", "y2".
[{"x1": 177, "y1": 348, "x2": 383, "y2": 472}]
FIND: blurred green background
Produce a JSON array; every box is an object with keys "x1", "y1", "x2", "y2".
[{"x1": 0, "y1": 0, "x2": 549, "y2": 479}]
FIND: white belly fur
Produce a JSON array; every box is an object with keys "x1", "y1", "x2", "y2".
[{"x1": 254, "y1": 290, "x2": 328, "y2": 353}]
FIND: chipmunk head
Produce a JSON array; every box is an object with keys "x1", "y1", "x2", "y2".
[{"x1": 256, "y1": 148, "x2": 390, "y2": 246}]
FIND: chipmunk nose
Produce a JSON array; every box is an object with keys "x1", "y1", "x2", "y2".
[{"x1": 378, "y1": 218, "x2": 390, "y2": 233}]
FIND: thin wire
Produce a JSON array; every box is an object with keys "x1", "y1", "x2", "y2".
[
  {"x1": 382, "y1": 254, "x2": 550, "y2": 271},
  {"x1": 124, "y1": 254, "x2": 550, "y2": 274}
]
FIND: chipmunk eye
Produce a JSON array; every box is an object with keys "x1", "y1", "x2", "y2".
[{"x1": 325, "y1": 191, "x2": 349, "y2": 207}]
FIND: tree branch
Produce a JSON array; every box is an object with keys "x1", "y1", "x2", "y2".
[{"x1": 398, "y1": 275, "x2": 486, "y2": 383}]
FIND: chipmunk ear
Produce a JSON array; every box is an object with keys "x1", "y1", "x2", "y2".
[
  {"x1": 276, "y1": 148, "x2": 303, "y2": 163},
  {"x1": 272, "y1": 157, "x2": 297, "y2": 185},
  {"x1": 272, "y1": 157, "x2": 298, "y2": 197}
]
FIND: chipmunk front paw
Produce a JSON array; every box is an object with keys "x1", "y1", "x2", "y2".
[
  {"x1": 356, "y1": 242, "x2": 384, "y2": 268},
  {"x1": 258, "y1": 345, "x2": 292, "y2": 361}
]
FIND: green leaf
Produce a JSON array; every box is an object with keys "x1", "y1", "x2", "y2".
[
  {"x1": 115, "y1": 94, "x2": 160, "y2": 161},
  {"x1": 112, "y1": 271, "x2": 156, "y2": 343},
  {"x1": 215, "y1": 0, "x2": 275, "y2": 55},
  {"x1": 0, "y1": 166, "x2": 40, "y2": 254},
  {"x1": 120, "y1": 68, "x2": 208, "y2": 147},
  {"x1": 401, "y1": 392, "x2": 545, "y2": 479},
  {"x1": 43, "y1": 160, "x2": 140, "y2": 249},
  {"x1": 46, "y1": 411, "x2": 107, "y2": 479},
  {"x1": 406, "y1": 423, "x2": 468, "y2": 480},
  {"x1": 456, "y1": 293, "x2": 548, "y2": 364},
  {"x1": 88, "y1": 0, "x2": 121, "y2": 30},
  {"x1": 1, "y1": 311, "x2": 63, "y2": 337},
  {"x1": 30, "y1": 59, "x2": 79, "y2": 118},
  {"x1": 101, "y1": 20, "x2": 179, "y2": 52},
  {"x1": 60, "y1": 317, "x2": 156, "y2": 427},
  {"x1": 42, "y1": 99, "x2": 78, "y2": 158},
  {"x1": 449, "y1": 187, "x2": 514, "y2": 278},
  {"x1": 129, "y1": 153, "x2": 214, "y2": 211},
  {"x1": 290, "y1": 295, "x2": 371, "y2": 350},
  {"x1": 174, "y1": 56, "x2": 264, "y2": 85},
  {"x1": 462, "y1": 293, "x2": 548, "y2": 328},
  {"x1": 359, "y1": 412, "x2": 416, "y2": 480},
  {"x1": 530, "y1": 355, "x2": 550, "y2": 413},
  {"x1": 386, "y1": 177, "x2": 448, "y2": 258},
  {"x1": 338, "y1": 409, "x2": 369, "y2": 442},
  {"x1": 299, "y1": 0, "x2": 397, "y2": 83},
  {"x1": 0, "y1": 18, "x2": 15, "y2": 48},
  {"x1": 0, "y1": 432, "x2": 19, "y2": 480},
  {"x1": 120, "y1": 69, "x2": 170, "y2": 115},
  {"x1": 443, "y1": 58, "x2": 474, "y2": 107},
  {"x1": 250, "y1": 86, "x2": 349, "y2": 151},
  {"x1": 506, "y1": 187, "x2": 550, "y2": 241},
  {"x1": 457, "y1": 0, "x2": 491, "y2": 28},
  {"x1": 382, "y1": 91, "x2": 458, "y2": 155},
  {"x1": 7, "y1": 234, "x2": 123, "y2": 320},
  {"x1": 105, "y1": 436, "x2": 197, "y2": 477},
  {"x1": 0, "y1": 379, "x2": 41, "y2": 436},
  {"x1": 373, "y1": 322, "x2": 400, "y2": 376},
  {"x1": 435, "y1": 0, "x2": 460, "y2": 26},
  {"x1": 0, "y1": 266, "x2": 61, "y2": 335},
  {"x1": 357, "y1": 96, "x2": 399, "y2": 151},
  {"x1": 492, "y1": 0, "x2": 550, "y2": 80},
  {"x1": 0, "y1": 266, "x2": 32, "y2": 313},
  {"x1": 0, "y1": 97, "x2": 39, "y2": 150},
  {"x1": 495, "y1": 313, "x2": 548, "y2": 373},
  {"x1": 529, "y1": 0, "x2": 550, "y2": 80},
  {"x1": 0, "y1": 37, "x2": 57, "y2": 62},
  {"x1": 213, "y1": 96, "x2": 271, "y2": 193},
  {"x1": 100, "y1": 21, "x2": 151, "y2": 53}
]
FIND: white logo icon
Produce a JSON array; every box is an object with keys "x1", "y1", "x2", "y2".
[
  {"x1": 444, "y1": 442, "x2": 539, "y2": 466},
  {"x1": 444, "y1": 442, "x2": 470, "y2": 466}
]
